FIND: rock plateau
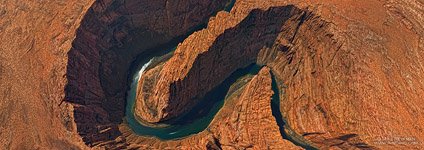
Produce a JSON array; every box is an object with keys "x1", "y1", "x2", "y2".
[{"x1": 0, "y1": 0, "x2": 423, "y2": 149}]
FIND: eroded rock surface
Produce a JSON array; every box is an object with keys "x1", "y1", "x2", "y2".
[
  {"x1": 262, "y1": 1, "x2": 424, "y2": 149},
  {"x1": 209, "y1": 67, "x2": 301, "y2": 150},
  {"x1": 135, "y1": 4, "x2": 310, "y2": 123},
  {"x1": 1, "y1": 0, "x2": 229, "y2": 149},
  {"x1": 122, "y1": 67, "x2": 301, "y2": 149},
  {"x1": 134, "y1": 0, "x2": 424, "y2": 149},
  {"x1": 1, "y1": 0, "x2": 423, "y2": 149},
  {"x1": 65, "y1": 0, "x2": 228, "y2": 147},
  {"x1": 0, "y1": 0, "x2": 94, "y2": 149}
]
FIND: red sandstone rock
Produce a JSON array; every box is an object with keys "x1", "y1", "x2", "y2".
[
  {"x1": 65, "y1": 0, "x2": 228, "y2": 147},
  {"x1": 134, "y1": 0, "x2": 424, "y2": 149},
  {"x1": 209, "y1": 67, "x2": 301, "y2": 150},
  {"x1": 1, "y1": 0, "x2": 423, "y2": 149},
  {"x1": 263, "y1": 1, "x2": 424, "y2": 149},
  {"x1": 0, "y1": 0, "x2": 228, "y2": 148},
  {"x1": 121, "y1": 67, "x2": 302, "y2": 149},
  {"x1": 134, "y1": 4, "x2": 310, "y2": 123}
]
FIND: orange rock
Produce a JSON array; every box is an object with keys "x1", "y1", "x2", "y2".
[
  {"x1": 0, "y1": 0, "x2": 228, "y2": 148},
  {"x1": 121, "y1": 67, "x2": 302, "y2": 149},
  {"x1": 264, "y1": 1, "x2": 424, "y2": 149},
  {"x1": 134, "y1": 0, "x2": 424, "y2": 149},
  {"x1": 1, "y1": 0, "x2": 423, "y2": 149},
  {"x1": 134, "y1": 3, "x2": 310, "y2": 123},
  {"x1": 209, "y1": 67, "x2": 301, "y2": 150}
]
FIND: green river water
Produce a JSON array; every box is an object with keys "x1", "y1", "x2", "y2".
[{"x1": 123, "y1": 1, "x2": 316, "y2": 148}]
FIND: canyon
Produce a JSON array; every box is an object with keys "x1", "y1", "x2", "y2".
[{"x1": 0, "y1": 0, "x2": 423, "y2": 149}]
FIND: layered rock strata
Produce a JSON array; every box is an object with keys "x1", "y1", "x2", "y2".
[
  {"x1": 135, "y1": 5, "x2": 310, "y2": 123},
  {"x1": 122, "y1": 67, "x2": 302, "y2": 149},
  {"x1": 1, "y1": 0, "x2": 423, "y2": 149},
  {"x1": 0, "y1": 0, "x2": 94, "y2": 149},
  {"x1": 208, "y1": 67, "x2": 301, "y2": 150},
  {"x1": 261, "y1": 1, "x2": 424, "y2": 149},
  {"x1": 65, "y1": 0, "x2": 228, "y2": 147},
  {"x1": 134, "y1": 0, "x2": 424, "y2": 149}
]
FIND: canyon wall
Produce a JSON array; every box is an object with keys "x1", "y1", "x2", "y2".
[
  {"x1": 0, "y1": 0, "x2": 94, "y2": 149},
  {"x1": 65, "y1": 0, "x2": 228, "y2": 147},
  {"x1": 208, "y1": 67, "x2": 302, "y2": 150},
  {"x1": 121, "y1": 67, "x2": 303, "y2": 149},
  {"x1": 1, "y1": 0, "x2": 423, "y2": 149},
  {"x1": 134, "y1": 0, "x2": 424, "y2": 149},
  {"x1": 135, "y1": 5, "x2": 310, "y2": 123},
  {"x1": 260, "y1": 1, "x2": 424, "y2": 149}
]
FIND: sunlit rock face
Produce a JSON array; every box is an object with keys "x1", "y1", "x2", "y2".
[
  {"x1": 133, "y1": 0, "x2": 424, "y2": 149},
  {"x1": 262, "y1": 1, "x2": 424, "y2": 149},
  {"x1": 134, "y1": 5, "x2": 309, "y2": 123},
  {"x1": 121, "y1": 67, "x2": 303, "y2": 149},
  {"x1": 65, "y1": 0, "x2": 228, "y2": 147},
  {"x1": 1, "y1": 0, "x2": 423, "y2": 149},
  {"x1": 207, "y1": 67, "x2": 302, "y2": 150}
]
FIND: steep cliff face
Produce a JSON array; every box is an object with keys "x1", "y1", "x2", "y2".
[
  {"x1": 65, "y1": 0, "x2": 228, "y2": 147},
  {"x1": 263, "y1": 1, "x2": 424, "y2": 149},
  {"x1": 208, "y1": 67, "x2": 301, "y2": 150},
  {"x1": 1, "y1": 0, "x2": 423, "y2": 149},
  {"x1": 133, "y1": 0, "x2": 424, "y2": 149},
  {"x1": 135, "y1": 5, "x2": 310, "y2": 123},
  {"x1": 0, "y1": 0, "x2": 94, "y2": 149},
  {"x1": 121, "y1": 67, "x2": 302, "y2": 149}
]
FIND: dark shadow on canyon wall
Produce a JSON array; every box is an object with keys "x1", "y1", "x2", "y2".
[
  {"x1": 271, "y1": 73, "x2": 318, "y2": 150},
  {"x1": 65, "y1": 1, "x2": 323, "y2": 148},
  {"x1": 65, "y1": 0, "x2": 228, "y2": 147},
  {"x1": 161, "y1": 64, "x2": 261, "y2": 126},
  {"x1": 164, "y1": 5, "x2": 307, "y2": 121},
  {"x1": 162, "y1": 6, "x2": 320, "y2": 148}
]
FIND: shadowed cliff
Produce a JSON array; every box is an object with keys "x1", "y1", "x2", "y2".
[{"x1": 65, "y1": 0, "x2": 228, "y2": 147}]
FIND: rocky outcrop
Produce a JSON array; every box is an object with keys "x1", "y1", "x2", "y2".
[
  {"x1": 0, "y1": 0, "x2": 94, "y2": 149},
  {"x1": 65, "y1": 0, "x2": 228, "y2": 147},
  {"x1": 208, "y1": 67, "x2": 301, "y2": 150},
  {"x1": 134, "y1": 0, "x2": 424, "y2": 149},
  {"x1": 227, "y1": 1, "x2": 424, "y2": 150},
  {"x1": 261, "y1": 1, "x2": 424, "y2": 149},
  {"x1": 121, "y1": 67, "x2": 302, "y2": 149},
  {"x1": 1, "y1": 0, "x2": 423, "y2": 149},
  {"x1": 135, "y1": 5, "x2": 311, "y2": 123}
]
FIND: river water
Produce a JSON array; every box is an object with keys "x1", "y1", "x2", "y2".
[
  {"x1": 124, "y1": 0, "x2": 244, "y2": 140},
  {"x1": 123, "y1": 1, "x2": 316, "y2": 148},
  {"x1": 125, "y1": 57, "x2": 261, "y2": 139},
  {"x1": 125, "y1": 59, "x2": 316, "y2": 150}
]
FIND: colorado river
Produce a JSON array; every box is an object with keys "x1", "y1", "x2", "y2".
[
  {"x1": 124, "y1": 0, "x2": 244, "y2": 140},
  {"x1": 125, "y1": 53, "x2": 316, "y2": 149},
  {"x1": 123, "y1": 1, "x2": 316, "y2": 148},
  {"x1": 125, "y1": 58, "x2": 261, "y2": 139}
]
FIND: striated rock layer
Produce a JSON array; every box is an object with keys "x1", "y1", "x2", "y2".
[
  {"x1": 264, "y1": 1, "x2": 424, "y2": 149},
  {"x1": 135, "y1": 5, "x2": 310, "y2": 123},
  {"x1": 65, "y1": 0, "x2": 228, "y2": 147},
  {"x1": 1, "y1": 0, "x2": 423, "y2": 149},
  {"x1": 122, "y1": 67, "x2": 302, "y2": 149},
  {"x1": 0, "y1": 0, "x2": 94, "y2": 149},
  {"x1": 1, "y1": 0, "x2": 229, "y2": 149},
  {"x1": 134, "y1": 0, "x2": 424, "y2": 149},
  {"x1": 208, "y1": 67, "x2": 301, "y2": 150}
]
